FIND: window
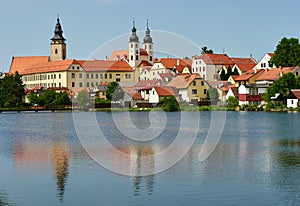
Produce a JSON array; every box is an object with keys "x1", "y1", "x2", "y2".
[
  {"x1": 71, "y1": 73, "x2": 75, "y2": 78},
  {"x1": 109, "y1": 74, "x2": 112, "y2": 79},
  {"x1": 116, "y1": 74, "x2": 120, "y2": 76},
  {"x1": 199, "y1": 67, "x2": 201, "y2": 72},
  {"x1": 87, "y1": 83, "x2": 89, "y2": 87},
  {"x1": 105, "y1": 74, "x2": 107, "y2": 79},
  {"x1": 291, "y1": 100, "x2": 294, "y2": 104},
  {"x1": 192, "y1": 89, "x2": 197, "y2": 95},
  {"x1": 91, "y1": 82, "x2": 94, "y2": 87},
  {"x1": 79, "y1": 73, "x2": 82, "y2": 78},
  {"x1": 150, "y1": 56, "x2": 153, "y2": 61},
  {"x1": 136, "y1": 55, "x2": 139, "y2": 60},
  {"x1": 204, "y1": 89, "x2": 207, "y2": 94},
  {"x1": 59, "y1": 74, "x2": 61, "y2": 79},
  {"x1": 54, "y1": 74, "x2": 56, "y2": 79},
  {"x1": 72, "y1": 82, "x2": 75, "y2": 87},
  {"x1": 136, "y1": 44, "x2": 138, "y2": 47},
  {"x1": 203, "y1": 67, "x2": 205, "y2": 72},
  {"x1": 48, "y1": 75, "x2": 50, "y2": 79},
  {"x1": 193, "y1": 81, "x2": 196, "y2": 86},
  {"x1": 79, "y1": 82, "x2": 83, "y2": 87},
  {"x1": 125, "y1": 74, "x2": 131, "y2": 79},
  {"x1": 72, "y1": 66, "x2": 75, "y2": 70},
  {"x1": 131, "y1": 55, "x2": 133, "y2": 60},
  {"x1": 153, "y1": 90, "x2": 155, "y2": 95},
  {"x1": 144, "y1": 45, "x2": 147, "y2": 49},
  {"x1": 116, "y1": 78, "x2": 120, "y2": 82},
  {"x1": 296, "y1": 72, "x2": 299, "y2": 76},
  {"x1": 55, "y1": 49, "x2": 58, "y2": 54},
  {"x1": 146, "y1": 90, "x2": 149, "y2": 95},
  {"x1": 131, "y1": 44, "x2": 133, "y2": 48},
  {"x1": 91, "y1": 74, "x2": 94, "y2": 79},
  {"x1": 100, "y1": 74, "x2": 103, "y2": 79},
  {"x1": 201, "y1": 81, "x2": 204, "y2": 86},
  {"x1": 95, "y1": 74, "x2": 99, "y2": 79},
  {"x1": 86, "y1": 74, "x2": 89, "y2": 79},
  {"x1": 77, "y1": 66, "x2": 80, "y2": 70},
  {"x1": 59, "y1": 82, "x2": 61, "y2": 87},
  {"x1": 51, "y1": 74, "x2": 53, "y2": 79},
  {"x1": 149, "y1": 45, "x2": 152, "y2": 49}
]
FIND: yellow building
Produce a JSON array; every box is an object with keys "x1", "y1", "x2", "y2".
[{"x1": 9, "y1": 17, "x2": 134, "y2": 91}]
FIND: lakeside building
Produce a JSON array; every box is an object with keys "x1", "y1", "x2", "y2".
[{"x1": 9, "y1": 17, "x2": 135, "y2": 93}]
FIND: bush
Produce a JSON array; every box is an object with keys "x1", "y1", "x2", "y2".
[
  {"x1": 227, "y1": 96, "x2": 239, "y2": 108},
  {"x1": 162, "y1": 96, "x2": 180, "y2": 112}
]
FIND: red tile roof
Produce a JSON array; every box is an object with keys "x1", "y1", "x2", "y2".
[
  {"x1": 77, "y1": 60, "x2": 133, "y2": 72},
  {"x1": 23, "y1": 59, "x2": 76, "y2": 74},
  {"x1": 156, "y1": 58, "x2": 190, "y2": 68},
  {"x1": 235, "y1": 64, "x2": 256, "y2": 73},
  {"x1": 140, "y1": 49, "x2": 149, "y2": 56},
  {"x1": 255, "y1": 67, "x2": 298, "y2": 81},
  {"x1": 195, "y1": 54, "x2": 233, "y2": 65},
  {"x1": 267, "y1": 53, "x2": 275, "y2": 58},
  {"x1": 291, "y1": 89, "x2": 300, "y2": 99},
  {"x1": 135, "y1": 79, "x2": 160, "y2": 87},
  {"x1": 138, "y1": 60, "x2": 153, "y2": 67},
  {"x1": 231, "y1": 57, "x2": 257, "y2": 65},
  {"x1": 9, "y1": 56, "x2": 50, "y2": 74},
  {"x1": 128, "y1": 92, "x2": 143, "y2": 100},
  {"x1": 153, "y1": 86, "x2": 176, "y2": 97},
  {"x1": 167, "y1": 74, "x2": 202, "y2": 89}
]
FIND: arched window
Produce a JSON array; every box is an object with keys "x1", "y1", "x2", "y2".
[{"x1": 55, "y1": 49, "x2": 58, "y2": 54}]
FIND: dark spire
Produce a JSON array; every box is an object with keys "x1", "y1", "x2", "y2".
[
  {"x1": 129, "y1": 18, "x2": 139, "y2": 43},
  {"x1": 143, "y1": 19, "x2": 153, "y2": 44},
  {"x1": 51, "y1": 16, "x2": 66, "y2": 42}
]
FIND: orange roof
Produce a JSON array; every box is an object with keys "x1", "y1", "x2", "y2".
[
  {"x1": 231, "y1": 57, "x2": 257, "y2": 65},
  {"x1": 153, "y1": 86, "x2": 176, "y2": 97},
  {"x1": 135, "y1": 79, "x2": 160, "y2": 87},
  {"x1": 167, "y1": 74, "x2": 202, "y2": 89},
  {"x1": 235, "y1": 63, "x2": 256, "y2": 73},
  {"x1": 195, "y1": 54, "x2": 233, "y2": 65},
  {"x1": 109, "y1": 50, "x2": 128, "y2": 61},
  {"x1": 138, "y1": 60, "x2": 153, "y2": 67},
  {"x1": 23, "y1": 59, "x2": 76, "y2": 74},
  {"x1": 156, "y1": 58, "x2": 190, "y2": 68},
  {"x1": 9, "y1": 56, "x2": 50, "y2": 74},
  {"x1": 127, "y1": 92, "x2": 143, "y2": 100},
  {"x1": 268, "y1": 53, "x2": 275, "y2": 58},
  {"x1": 78, "y1": 60, "x2": 133, "y2": 72},
  {"x1": 290, "y1": 89, "x2": 300, "y2": 99},
  {"x1": 256, "y1": 67, "x2": 298, "y2": 81}
]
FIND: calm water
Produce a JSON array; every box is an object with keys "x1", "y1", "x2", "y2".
[{"x1": 0, "y1": 111, "x2": 300, "y2": 205}]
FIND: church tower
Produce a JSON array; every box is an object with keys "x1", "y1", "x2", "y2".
[
  {"x1": 128, "y1": 20, "x2": 140, "y2": 68},
  {"x1": 50, "y1": 16, "x2": 66, "y2": 61},
  {"x1": 143, "y1": 20, "x2": 153, "y2": 64}
]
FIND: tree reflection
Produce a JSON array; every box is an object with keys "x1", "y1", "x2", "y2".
[
  {"x1": 0, "y1": 191, "x2": 13, "y2": 206},
  {"x1": 50, "y1": 142, "x2": 70, "y2": 202}
]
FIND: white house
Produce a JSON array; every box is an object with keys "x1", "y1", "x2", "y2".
[
  {"x1": 148, "y1": 86, "x2": 176, "y2": 104},
  {"x1": 287, "y1": 89, "x2": 300, "y2": 108},
  {"x1": 253, "y1": 53, "x2": 276, "y2": 71},
  {"x1": 192, "y1": 54, "x2": 233, "y2": 81}
]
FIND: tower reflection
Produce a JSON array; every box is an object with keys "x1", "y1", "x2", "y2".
[{"x1": 50, "y1": 142, "x2": 70, "y2": 202}]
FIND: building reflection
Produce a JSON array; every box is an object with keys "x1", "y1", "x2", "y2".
[
  {"x1": 116, "y1": 145, "x2": 156, "y2": 196},
  {"x1": 50, "y1": 142, "x2": 70, "y2": 202}
]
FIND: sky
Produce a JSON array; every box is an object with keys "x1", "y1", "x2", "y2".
[{"x1": 0, "y1": 0, "x2": 300, "y2": 72}]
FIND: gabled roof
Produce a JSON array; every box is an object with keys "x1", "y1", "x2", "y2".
[
  {"x1": 138, "y1": 60, "x2": 153, "y2": 67},
  {"x1": 156, "y1": 58, "x2": 190, "y2": 68},
  {"x1": 195, "y1": 54, "x2": 233, "y2": 65},
  {"x1": 290, "y1": 89, "x2": 300, "y2": 99},
  {"x1": 77, "y1": 60, "x2": 133, "y2": 72},
  {"x1": 153, "y1": 86, "x2": 176, "y2": 97},
  {"x1": 267, "y1": 53, "x2": 275, "y2": 58},
  {"x1": 157, "y1": 73, "x2": 173, "y2": 82},
  {"x1": 234, "y1": 63, "x2": 256, "y2": 73},
  {"x1": 167, "y1": 74, "x2": 202, "y2": 89},
  {"x1": 128, "y1": 92, "x2": 143, "y2": 100},
  {"x1": 229, "y1": 87, "x2": 239, "y2": 97},
  {"x1": 9, "y1": 56, "x2": 50, "y2": 74},
  {"x1": 255, "y1": 67, "x2": 298, "y2": 81}
]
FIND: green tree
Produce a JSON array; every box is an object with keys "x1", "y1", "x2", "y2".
[
  {"x1": 207, "y1": 88, "x2": 219, "y2": 104},
  {"x1": 201, "y1": 46, "x2": 214, "y2": 54},
  {"x1": 77, "y1": 90, "x2": 90, "y2": 106},
  {"x1": 270, "y1": 37, "x2": 300, "y2": 67},
  {"x1": 43, "y1": 90, "x2": 57, "y2": 105},
  {"x1": 233, "y1": 67, "x2": 239, "y2": 75},
  {"x1": 106, "y1": 82, "x2": 124, "y2": 101},
  {"x1": 227, "y1": 96, "x2": 239, "y2": 108},
  {"x1": 55, "y1": 91, "x2": 71, "y2": 105},
  {"x1": 162, "y1": 96, "x2": 180, "y2": 112},
  {"x1": 28, "y1": 93, "x2": 45, "y2": 106},
  {"x1": 220, "y1": 69, "x2": 227, "y2": 80},
  {"x1": 263, "y1": 73, "x2": 297, "y2": 102},
  {"x1": 0, "y1": 72, "x2": 25, "y2": 107}
]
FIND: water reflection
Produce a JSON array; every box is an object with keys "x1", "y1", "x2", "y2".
[
  {"x1": 0, "y1": 190, "x2": 13, "y2": 206},
  {"x1": 50, "y1": 142, "x2": 70, "y2": 202},
  {"x1": 117, "y1": 145, "x2": 155, "y2": 196}
]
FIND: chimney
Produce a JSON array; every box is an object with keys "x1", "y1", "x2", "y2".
[{"x1": 177, "y1": 59, "x2": 180, "y2": 66}]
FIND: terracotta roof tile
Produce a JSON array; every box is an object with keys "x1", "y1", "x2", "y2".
[
  {"x1": 23, "y1": 60, "x2": 76, "y2": 74},
  {"x1": 195, "y1": 54, "x2": 233, "y2": 65},
  {"x1": 140, "y1": 49, "x2": 149, "y2": 56},
  {"x1": 167, "y1": 74, "x2": 201, "y2": 89},
  {"x1": 135, "y1": 79, "x2": 160, "y2": 87},
  {"x1": 291, "y1": 89, "x2": 300, "y2": 99},
  {"x1": 256, "y1": 67, "x2": 298, "y2": 81},
  {"x1": 109, "y1": 50, "x2": 129, "y2": 61},
  {"x1": 157, "y1": 58, "x2": 190, "y2": 68},
  {"x1": 9, "y1": 56, "x2": 50, "y2": 74},
  {"x1": 78, "y1": 60, "x2": 133, "y2": 72},
  {"x1": 153, "y1": 86, "x2": 176, "y2": 97},
  {"x1": 138, "y1": 60, "x2": 153, "y2": 67},
  {"x1": 231, "y1": 57, "x2": 257, "y2": 65}
]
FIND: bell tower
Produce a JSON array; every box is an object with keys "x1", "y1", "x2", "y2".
[
  {"x1": 128, "y1": 19, "x2": 140, "y2": 68},
  {"x1": 143, "y1": 20, "x2": 153, "y2": 64},
  {"x1": 50, "y1": 15, "x2": 66, "y2": 61}
]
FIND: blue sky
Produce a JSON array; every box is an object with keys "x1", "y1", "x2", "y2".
[{"x1": 0, "y1": 0, "x2": 299, "y2": 72}]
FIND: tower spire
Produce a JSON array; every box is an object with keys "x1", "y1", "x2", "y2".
[
  {"x1": 51, "y1": 15, "x2": 66, "y2": 42},
  {"x1": 50, "y1": 15, "x2": 67, "y2": 61}
]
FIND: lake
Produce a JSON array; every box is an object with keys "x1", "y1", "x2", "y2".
[{"x1": 0, "y1": 111, "x2": 300, "y2": 205}]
